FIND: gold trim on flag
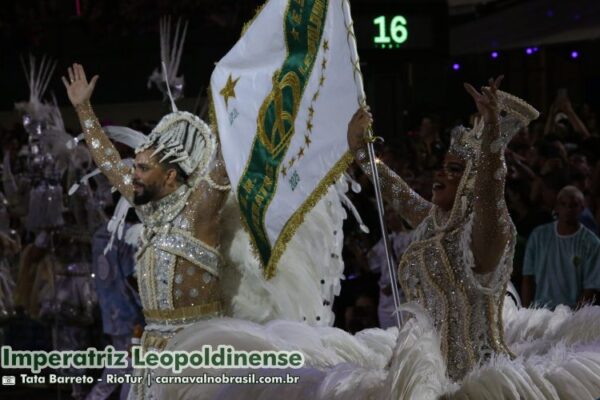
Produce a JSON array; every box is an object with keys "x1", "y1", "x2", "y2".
[{"x1": 265, "y1": 151, "x2": 354, "y2": 279}]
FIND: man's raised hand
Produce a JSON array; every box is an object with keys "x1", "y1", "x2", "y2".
[{"x1": 62, "y1": 63, "x2": 99, "y2": 106}]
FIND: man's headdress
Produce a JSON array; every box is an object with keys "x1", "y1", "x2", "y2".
[
  {"x1": 138, "y1": 16, "x2": 216, "y2": 178},
  {"x1": 136, "y1": 110, "x2": 216, "y2": 178}
]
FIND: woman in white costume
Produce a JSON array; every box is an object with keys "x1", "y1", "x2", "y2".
[
  {"x1": 160, "y1": 78, "x2": 600, "y2": 400},
  {"x1": 347, "y1": 77, "x2": 600, "y2": 399}
]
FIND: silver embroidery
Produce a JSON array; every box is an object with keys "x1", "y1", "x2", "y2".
[
  {"x1": 154, "y1": 249, "x2": 175, "y2": 309},
  {"x1": 154, "y1": 231, "x2": 220, "y2": 276}
]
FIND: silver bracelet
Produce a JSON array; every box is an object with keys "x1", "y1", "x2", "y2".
[{"x1": 355, "y1": 148, "x2": 368, "y2": 162}]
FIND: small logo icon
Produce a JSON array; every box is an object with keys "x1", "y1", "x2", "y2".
[{"x1": 2, "y1": 376, "x2": 16, "y2": 385}]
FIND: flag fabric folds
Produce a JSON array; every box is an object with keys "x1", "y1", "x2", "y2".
[{"x1": 210, "y1": 0, "x2": 362, "y2": 278}]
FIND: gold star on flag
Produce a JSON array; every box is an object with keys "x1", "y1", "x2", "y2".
[
  {"x1": 308, "y1": 106, "x2": 315, "y2": 117},
  {"x1": 281, "y1": 166, "x2": 288, "y2": 177},
  {"x1": 298, "y1": 147, "x2": 305, "y2": 157},
  {"x1": 321, "y1": 58, "x2": 327, "y2": 69},
  {"x1": 323, "y1": 40, "x2": 329, "y2": 51},
  {"x1": 304, "y1": 134, "x2": 312, "y2": 146},
  {"x1": 220, "y1": 74, "x2": 240, "y2": 108},
  {"x1": 312, "y1": 91, "x2": 319, "y2": 102},
  {"x1": 306, "y1": 120, "x2": 313, "y2": 132},
  {"x1": 319, "y1": 75, "x2": 325, "y2": 86}
]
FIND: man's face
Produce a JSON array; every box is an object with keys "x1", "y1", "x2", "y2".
[
  {"x1": 555, "y1": 192, "x2": 584, "y2": 225},
  {"x1": 132, "y1": 149, "x2": 168, "y2": 205}
]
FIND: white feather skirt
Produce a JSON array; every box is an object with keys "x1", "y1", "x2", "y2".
[
  {"x1": 219, "y1": 179, "x2": 348, "y2": 327},
  {"x1": 154, "y1": 301, "x2": 600, "y2": 400}
]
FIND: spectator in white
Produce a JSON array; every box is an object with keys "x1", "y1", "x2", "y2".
[
  {"x1": 522, "y1": 185, "x2": 600, "y2": 309},
  {"x1": 367, "y1": 207, "x2": 413, "y2": 329}
]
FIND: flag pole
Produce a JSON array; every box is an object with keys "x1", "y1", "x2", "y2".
[{"x1": 341, "y1": 0, "x2": 403, "y2": 329}]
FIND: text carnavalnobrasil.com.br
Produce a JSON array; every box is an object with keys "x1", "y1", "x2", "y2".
[{"x1": 1, "y1": 345, "x2": 305, "y2": 373}]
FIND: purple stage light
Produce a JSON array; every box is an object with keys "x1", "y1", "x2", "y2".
[
  {"x1": 571, "y1": 51, "x2": 579, "y2": 59},
  {"x1": 491, "y1": 52, "x2": 499, "y2": 59},
  {"x1": 452, "y1": 63, "x2": 460, "y2": 71},
  {"x1": 525, "y1": 48, "x2": 533, "y2": 55}
]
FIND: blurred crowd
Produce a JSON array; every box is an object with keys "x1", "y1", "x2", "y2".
[{"x1": 0, "y1": 116, "x2": 147, "y2": 399}]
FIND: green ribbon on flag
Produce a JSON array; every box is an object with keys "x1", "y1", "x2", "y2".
[{"x1": 237, "y1": 0, "x2": 329, "y2": 276}]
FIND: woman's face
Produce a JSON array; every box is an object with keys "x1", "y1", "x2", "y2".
[{"x1": 432, "y1": 153, "x2": 466, "y2": 212}]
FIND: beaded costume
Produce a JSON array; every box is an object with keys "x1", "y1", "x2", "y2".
[
  {"x1": 354, "y1": 91, "x2": 534, "y2": 381},
  {"x1": 75, "y1": 102, "x2": 230, "y2": 400}
]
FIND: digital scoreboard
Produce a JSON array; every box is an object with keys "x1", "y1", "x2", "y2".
[
  {"x1": 352, "y1": 1, "x2": 448, "y2": 54},
  {"x1": 373, "y1": 15, "x2": 409, "y2": 48}
]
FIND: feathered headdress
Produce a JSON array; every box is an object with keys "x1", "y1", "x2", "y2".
[
  {"x1": 14, "y1": 55, "x2": 57, "y2": 136},
  {"x1": 147, "y1": 16, "x2": 188, "y2": 104},
  {"x1": 136, "y1": 110, "x2": 215, "y2": 177},
  {"x1": 139, "y1": 16, "x2": 215, "y2": 178}
]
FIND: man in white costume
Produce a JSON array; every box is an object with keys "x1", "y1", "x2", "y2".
[{"x1": 63, "y1": 63, "x2": 231, "y2": 400}]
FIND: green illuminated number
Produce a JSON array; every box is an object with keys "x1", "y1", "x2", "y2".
[
  {"x1": 390, "y1": 16, "x2": 408, "y2": 44},
  {"x1": 373, "y1": 16, "x2": 390, "y2": 44},
  {"x1": 373, "y1": 15, "x2": 408, "y2": 48}
]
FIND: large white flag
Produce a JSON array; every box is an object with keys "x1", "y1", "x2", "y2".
[{"x1": 211, "y1": 0, "x2": 362, "y2": 278}]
